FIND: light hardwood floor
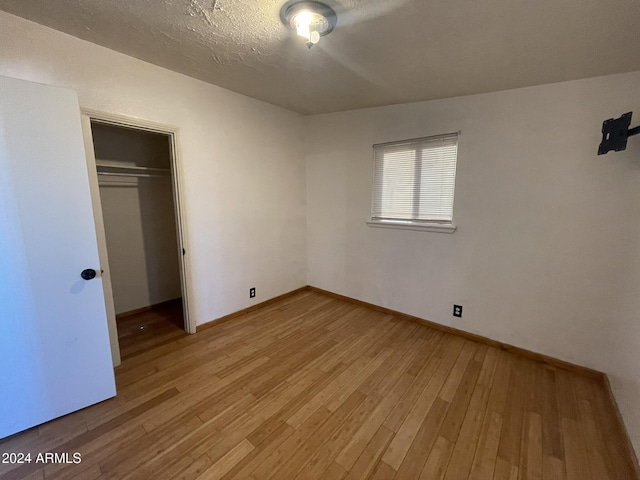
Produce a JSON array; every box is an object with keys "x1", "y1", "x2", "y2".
[{"x1": 0, "y1": 291, "x2": 636, "y2": 479}]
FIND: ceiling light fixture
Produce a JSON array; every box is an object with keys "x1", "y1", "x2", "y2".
[{"x1": 284, "y1": 1, "x2": 337, "y2": 49}]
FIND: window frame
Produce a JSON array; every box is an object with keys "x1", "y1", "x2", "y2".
[{"x1": 367, "y1": 132, "x2": 459, "y2": 233}]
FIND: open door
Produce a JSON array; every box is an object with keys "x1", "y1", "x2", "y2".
[{"x1": 0, "y1": 76, "x2": 116, "y2": 438}]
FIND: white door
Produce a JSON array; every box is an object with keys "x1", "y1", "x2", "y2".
[{"x1": 0, "y1": 76, "x2": 116, "y2": 439}]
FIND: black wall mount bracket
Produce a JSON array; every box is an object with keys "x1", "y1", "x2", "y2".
[{"x1": 598, "y1": 112, "x2": 640, "y2": 155}]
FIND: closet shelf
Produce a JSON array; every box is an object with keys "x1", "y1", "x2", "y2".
[
  {"x1": 96, "y1": 162, "x2": 170, "y2": 173},
  {"x1": 96, "y1": 162, "x2": 170, "y2": 178},
  {"x1": 97, "y1": 171, "x2": 168, "y2": 178}
]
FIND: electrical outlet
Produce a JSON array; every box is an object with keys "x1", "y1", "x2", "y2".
[
  {"x1": 249, "y1": 287, "x2": 256, "y2": 298},
  {"x1": 453, "y1": 305, "x2": 463, "y2": 317}
]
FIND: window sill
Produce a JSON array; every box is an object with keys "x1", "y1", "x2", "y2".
[{"x1": 366, "y1": 220, "x2": 457, "y2": 233}]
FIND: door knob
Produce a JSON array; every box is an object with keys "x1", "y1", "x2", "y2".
[{"x1": 81, "y1": 269, "x2": 97, "y2": 280}]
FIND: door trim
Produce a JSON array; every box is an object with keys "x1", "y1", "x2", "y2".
[{"x1": 81, "y1": 109, "x2": 196, "y2": 339}]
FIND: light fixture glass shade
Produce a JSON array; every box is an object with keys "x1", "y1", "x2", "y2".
[
  {"x1": 293, "y1": 10, "x2": 326, "y2": 46},
  {"x1": 293, "y1": 11, "x2": 313, "y2": 43},
  {"x1": 284, "y1": 1, "x2": 337, "y2": 49}
]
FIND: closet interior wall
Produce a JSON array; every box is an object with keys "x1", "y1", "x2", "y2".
[{"x1": 92, "y1": 122, "x2": 182, "y2": 317}]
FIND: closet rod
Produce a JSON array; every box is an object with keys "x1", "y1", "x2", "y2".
[
  {"x1": 95, "y1": 164, "x2": 170, "y2": 173},
  {"x1": 97, "y1": 171, "x2": 168, "y2": 179}
]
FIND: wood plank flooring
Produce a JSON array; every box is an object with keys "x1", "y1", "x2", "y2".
[
  {"x1": 115, "y1": 298, "x2": 185, "y2": 361},
  {"x1": 0, "y1": 291, "x2": 635, "y2": 479}
]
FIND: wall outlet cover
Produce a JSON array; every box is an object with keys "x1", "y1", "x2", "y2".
[
  {"x1": 453, "y1": 305, "x2": 463, "y2": 317},
  {"x1": 249, "y1": 287, "x2": 256, "y2": 298}
]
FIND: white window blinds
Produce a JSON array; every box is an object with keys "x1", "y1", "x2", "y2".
[{"x1": 372, "y1": 132, "x2": 459, "y2": 224}]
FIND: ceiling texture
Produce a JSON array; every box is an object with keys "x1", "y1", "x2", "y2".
[{"x1": 1, "y1": 0, "x2": 640, "y2": 114}]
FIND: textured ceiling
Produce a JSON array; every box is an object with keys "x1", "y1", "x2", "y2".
[{"x1": 1, "y1": 0, "x2": 640, "y2": 114}]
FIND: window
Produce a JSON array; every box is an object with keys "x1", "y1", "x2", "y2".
[{"x1": 369, "y1": 132, "x2": 459, "y2": 233}]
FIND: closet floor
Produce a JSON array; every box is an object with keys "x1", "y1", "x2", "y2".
[{"x1": 116, "y1": 299, "x2": 186, "y2": 360}]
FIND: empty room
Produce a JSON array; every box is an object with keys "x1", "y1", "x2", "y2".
[{"x1": 0, "y1": 1, "x2": 639, "y2": 479}]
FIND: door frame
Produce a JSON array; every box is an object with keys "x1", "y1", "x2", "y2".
[{"x1": 81, "y1": 110, "x2": 196, "y2": 361}]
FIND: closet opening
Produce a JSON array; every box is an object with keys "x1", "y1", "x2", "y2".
[{"x1": 89, "y1": 119, "x2": 190, "y2": 359}]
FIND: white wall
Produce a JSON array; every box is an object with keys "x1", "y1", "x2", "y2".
[
  {"x1": 305, "y1": 71, "x2": 640, "y2": 456},
  {"x1": 100, "y1": 180, "x2": 182, "y2": 314},
  {"x1": 93, "y1": 124, "x2": 182, "y2": 314},
  {"x1": 607, "y1": 229, "x2": 640, "y2": 458},
  {"x1": 0, "y1": 11, "x2": 307, "y2": 327}
]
